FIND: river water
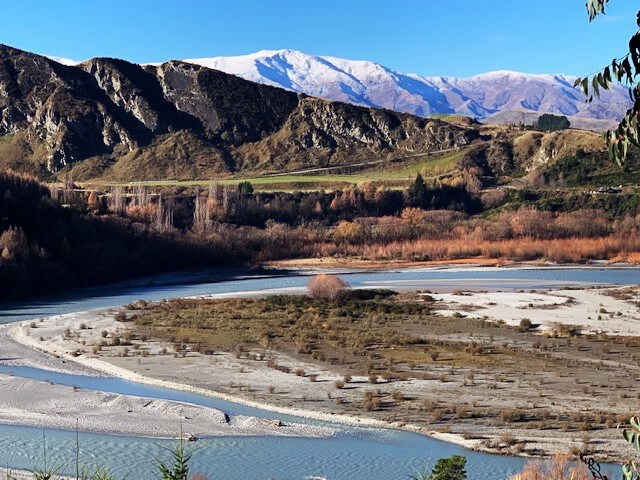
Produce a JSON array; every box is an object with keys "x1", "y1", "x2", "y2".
[{"x1": 0, "y1": 266, "x2": 633, "y2": 479}]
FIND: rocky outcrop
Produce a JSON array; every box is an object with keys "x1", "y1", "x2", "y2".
[
  {"x1": 459, "y1": 129, "x2": 604, "y2": 177},
  {"x1": 0, "y1": 44, "x2": 479, "y2": 180},
  {"x1": 0, "y1": 46, "x2": 146, "y2": 171},
  {"x1": 236, "y1": 98, "x2": 478, "y2": 171}
]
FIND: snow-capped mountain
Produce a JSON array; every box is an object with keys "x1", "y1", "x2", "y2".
[
  {"x1": 185, "y1": 50, "x2": 631, "y2": 129},
  {"x1": 44, "y1": 55, "x2": 80, "y2": 66}
]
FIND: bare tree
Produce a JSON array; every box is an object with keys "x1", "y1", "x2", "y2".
[
  {"x1": 63, "y1": 171, "x2": 74, "y2": 191},
  {"x1": 62, "y1": 171, "x2": 74, "y2": 205},
  {"x1": 222, "y1": 186, "x2": 234, "y2": 218},
  {"x1": 206, "y1": 183, "x2": 226, "y2": 221},
  {"x1": 154, "y1": 195, "x2": 174, "y2": 232},
  {"x1": 193, "y1": 192, "x2": 213, "y2": 233},
  {"x1": 48, "y1": 186, "x2": 62, "y2": 204},
  {"x1": 87, "y1": 191, "x2": 100, "y2": 212},
  {"x1": 132, "y1": 186, "x2": 150, "y2": 208},
  {"x1": 109, "y1": 186, "x2": 126, "y2": 214}
]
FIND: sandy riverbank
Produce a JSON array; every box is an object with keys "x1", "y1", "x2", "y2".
[
  {"x1": 265, "y1": 257, "x2": 512, "y2": 269},
  {"x1": 265, "y1": 257, "x2": 633, "y2": 270},
  {"x1": 6, "y1": 283, "x2": 640, "y2": 463},
  {"x1": 434, "y1": 287, "x2": 640, "y2": 336},
  {"x1": 6, "y1": 310, "x2": 400, "y2": 433},
  {"x1": 0, "y1": 322, "x2": 335, "y2": 439},
  {"x1": 0, "y1": 375, "x2": 333, "y2": 438},
  {"x1": 0, "y1": 469, "x2": 47, "y2": 480}
]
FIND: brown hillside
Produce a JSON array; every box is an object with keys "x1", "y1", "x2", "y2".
[{"x1": 0, "y1": 44, "x2": 480, "y2": 181}]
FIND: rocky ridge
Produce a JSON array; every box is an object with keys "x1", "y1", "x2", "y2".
[
  {"x1": 187, "y1": 50, "x2": 631, "y2": 131},
  {"x1": 0, "y1": 45, "x2": 478, "y2": 180}
]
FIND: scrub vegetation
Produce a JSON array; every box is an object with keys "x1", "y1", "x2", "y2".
[
  {"x1": 125, "y1": 286, "x2": 640, "y2": 462},
  {"x1": 4, "y1": 157, "x2": 640, "y2": 302}
]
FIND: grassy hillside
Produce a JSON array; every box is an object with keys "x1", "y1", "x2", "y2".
[
  {"x1": 77, "y1": 126, "x2": 634, "y2": 195},
  {"x1": 83, "y1": 150, "x2": 465, "y2": 191}
]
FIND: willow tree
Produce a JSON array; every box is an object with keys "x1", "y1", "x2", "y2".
[
  {"x1": 581, "y1": 4, "x2": 640, "y2": 459},
  {"x1": 577, "y1": 0, "x2": 640, "y2": 163}
]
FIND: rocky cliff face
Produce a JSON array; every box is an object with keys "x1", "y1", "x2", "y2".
[
  {"x1": 459, "y1": 129, "x2": 604, "y2": 177},
  {"x1": 0, "y1": 47, "x2": 138, "y2": 172},
  {"x1": 0, "y1": 44, "x2": 479, "y2": 180},
  {"x1": 236, "y1": 97, "x2": 476, "y2": 171}
]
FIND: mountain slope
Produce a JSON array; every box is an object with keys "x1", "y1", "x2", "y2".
[
  {"x1": 186, "y1": 50, "x2": 631, "y2": 129},
  {"x1": 0, "y1": 44, "x2": 479, "y2": 180}
]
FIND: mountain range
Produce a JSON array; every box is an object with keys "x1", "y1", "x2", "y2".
[
  {"x1": 185, "y1": 49, "x2": 631, "y2": 131},
  {"x1": 0, "y1": 44, "x2": 478, "y2": 180}
]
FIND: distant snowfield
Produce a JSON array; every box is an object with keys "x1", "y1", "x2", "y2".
[
  {"x1": 42, "y1": 48, "x2": 630, "y2": 128},
  {"x1": 183, "y1": 49, "x2": 630, "y2": 128}
]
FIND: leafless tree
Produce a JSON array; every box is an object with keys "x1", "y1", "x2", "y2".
[
  {"x1": 62, "y1": 171, "x2": 74, "y2": 205},
  {"x1": 109, "y1": 186, "x2": 126, "y2": 214},
  {"x1": 132, "y1": 186, "x2": 150, "y2": 208},
  {"x1": 193, "y1": 191, "x2": 213, "y2": 233},
  {"x1": 154, "y1": 195, "x2": 174, "y2": 232}
]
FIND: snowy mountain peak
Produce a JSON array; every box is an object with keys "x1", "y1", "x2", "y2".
[
  {"x1": 44, "y1": 55, "x2": 80, "y2": 66},
  {"x1": 472, "y1": 70, "x2": 556, "y2": 78},
  {"x1": 183, "y1": 49, "x2": 629, "y2": 130}
]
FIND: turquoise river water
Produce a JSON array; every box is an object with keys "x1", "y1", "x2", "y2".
[{"x1": 0, "y1": 266, "x2": 633, "y2": 479}]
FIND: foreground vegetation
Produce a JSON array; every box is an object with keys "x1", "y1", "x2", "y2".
[{"x1": 10, "y1": 276, "x2": 640, "y2": 477}]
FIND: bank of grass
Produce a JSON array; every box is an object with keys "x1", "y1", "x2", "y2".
[
  {"x1": 131, "y1": 290, "x2": 426, "y2": 361},
  {"x1": 82, "y1": 151, "x2": 464, "y2": 191},
  {"x1": 384, "y1": 151, "x2": 463, "y2": 179}
]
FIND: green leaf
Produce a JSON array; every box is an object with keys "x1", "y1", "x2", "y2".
[
  {"x1": 581, "y1": 77, "x2": 590, "y2": 96},
  {"x1": 587, "y1": 0, "x2": 610, "y2": 21},
  {"x1": 592, "y1": 75, "x2": 601, "y2": 97},
  {"x1": 607, "y1": 142, "x2": 615, "y2": 159},
  {"x1": 622, "y1": 57, "x2": 633, "y2": 82},
  {"x1": 630, "y1": 115, "x2": 639, "y2": 142}
]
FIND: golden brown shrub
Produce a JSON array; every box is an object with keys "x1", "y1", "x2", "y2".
[
  {"x1": 307, "y1": 274, "x2": 349, "y2": 300},
  {"x1": 510, "y1": 455, "x2": 590, "y2": 480}
]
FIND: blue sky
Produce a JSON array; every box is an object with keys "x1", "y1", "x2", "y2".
[{"x1": 1, "y1": 0, "x2": 636, "y2": 77}]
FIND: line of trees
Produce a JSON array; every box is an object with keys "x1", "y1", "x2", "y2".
[{"x1": 2, "y1": 169, "x2": 639, "y2": 302}]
